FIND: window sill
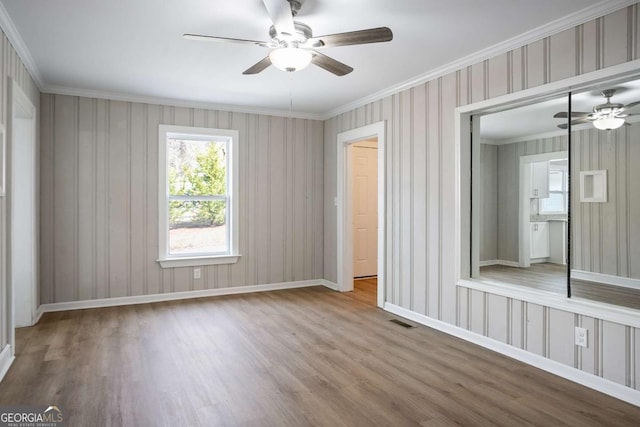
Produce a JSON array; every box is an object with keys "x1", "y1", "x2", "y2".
[
  {"x1": 157, "y1": 254, "x2": 241, "y2": 268},
  {"x1": 457, "y1": 278, "x2": 640, "y2": 328}
]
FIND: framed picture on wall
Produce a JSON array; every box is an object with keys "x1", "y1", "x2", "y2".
[{"x1": 0, "y1": 125, "x2": 5, "y2": 197}]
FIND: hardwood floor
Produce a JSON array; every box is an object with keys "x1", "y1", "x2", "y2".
[
  {"x1": 1, "y1": 286, "x2": 639, "y2": 426},
  {"x1": 479, "y1": 263, "x2": 567, "y2": 293},
  {"x1": 480, "y1": 263, "x2": 640, "y2": 310},
  {"x1": 350, "y1": 277, "x2": 377, "y2": 306}
]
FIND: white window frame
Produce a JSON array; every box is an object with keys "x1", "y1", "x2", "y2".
[
  {"x1": 157, "y1": 124, "x2": 240, "y2": 268},
  {"x1": 539, "y1": 164, "x2": 568, "y2": 214}
]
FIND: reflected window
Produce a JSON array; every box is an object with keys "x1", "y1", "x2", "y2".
[{"x1": 540, "y1": 162, "x2": 568, "y2": 214}]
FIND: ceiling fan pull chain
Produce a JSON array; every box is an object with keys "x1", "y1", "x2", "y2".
[{"x1": 289, "y1": 73, "x2": 293, "y2": 119}]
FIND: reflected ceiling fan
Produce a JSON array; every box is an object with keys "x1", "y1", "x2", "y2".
[
  {"x1": 183, "y1": 0, "x2": 392, "y2": 76},
  {"x1": 553, "y1": 89, "x2": 640, "y2": 130}
]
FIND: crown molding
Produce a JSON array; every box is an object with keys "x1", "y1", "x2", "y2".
[
  {"x1": 43, "y1": 85, "x2": 325, "y2": 121},
  {"x1": 482, "y1": 129, "x2": 570, "y2": 145},
  {"x1": 0, "y1": 0, "x2": 636, "y2": 120},
  {"x1": 321, "y1": 0, "x2": 639, "y2": 120},
  {"x1": 0, "y1": 0, "x2": 44, "y2": 88},
  {"x1": 482, "y1": 114, "x2": 640, "y2": 145}
]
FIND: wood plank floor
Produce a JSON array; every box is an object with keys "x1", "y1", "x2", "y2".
[
  {"x1": 350, "y1": 277, "x2": 377, "y2": 306},
  {"x1": 1, "y1": 286, "x2": 639, "y2": 426},
  {"x1": 480, "y1": 263, "x2": 640, "y2": 310},
  {"x1": 479, "y1": 263, "x2": 567, "y2": 293}
]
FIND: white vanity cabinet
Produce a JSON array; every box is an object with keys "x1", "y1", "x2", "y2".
[
  {"x1": 530, "y1": 221, "x2": 549, "y2": 259},
  {"x1": 530, "y1": 161, "x2": 549, "y2": 198}
]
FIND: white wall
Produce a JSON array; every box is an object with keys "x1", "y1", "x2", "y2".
[
  {"x1": 39, "y1": 94, "x2": 324, "y2": 303},
  {"x1": 0, "y1": 30, "x2": 40, "y2": 355},
  {"x1": 324, "y1": 4, "x2": 640, "y2": 392}
]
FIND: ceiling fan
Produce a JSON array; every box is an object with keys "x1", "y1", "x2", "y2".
[
  {"x1": 183, "y1": 0, "x2": 393, "y2": 76},
  {"x1": 553, "y1": 89, "x2": 640, "y2": 130}
]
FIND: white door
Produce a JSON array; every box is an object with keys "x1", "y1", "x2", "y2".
[{"x1": 352, "y1": 144, "x2": 378, "y2": 277}]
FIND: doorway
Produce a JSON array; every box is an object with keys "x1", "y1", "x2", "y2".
[
  {"x1": 8, "y1": 78, "x2": 38, "y2": 339},
  {"x1": 336, "y1": 121, "x2": 386, "y2": 308},
  {"x1": 351, "y1": 139, "x2": 378, "y2": 305}
]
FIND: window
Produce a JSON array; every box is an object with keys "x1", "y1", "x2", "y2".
[
  {"x1": 540, "y1": 162, "x2": 568, "y2": 214},
  {"x1": 158, "y1": 125, "x2": 239, "y2": 268}
]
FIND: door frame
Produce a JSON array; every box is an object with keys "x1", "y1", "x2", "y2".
[
  {"x1": 336, "y1": 121, "x2": 386, "y2": 308},
  {"x1": 7, "y1": 78, "x2": 38, "y2": 352}
]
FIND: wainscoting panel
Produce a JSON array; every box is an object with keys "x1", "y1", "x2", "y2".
[
  {"x1": 40, "y1": 94, "x2": 324, "y2": 304},
  {"x1": 548, "y1": 308, "x2": 575, "y2": 367}
]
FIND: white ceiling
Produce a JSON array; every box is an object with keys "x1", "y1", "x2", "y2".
[
  {"x1": 0, "y1": 0, "x2": 622, "y2": 117},
  {"x1": 480, "y1": 77, "x2": 640, "y2": 142}
]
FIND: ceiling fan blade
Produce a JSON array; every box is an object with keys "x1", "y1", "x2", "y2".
[
  {"x1": 557, "y1": 118, "x2": 592, "y2": 129},
  {"x1": 623, "y1": 100, "x2": 640, "y2": 111},
  {"x1": 243, "y1": 56, "x2": 272, "y2": 75},
  {"x1": 183, "y1": 34, "x2": 271, "y2": 47},
  {"x1": 262, "y1": 0, "x2": 296, "y2": 36},
  {"x1": 311, "y1": 51, "x2": 353, "y2": 76},
  {"x1": 307, "y1": 27, "x2": 393, "y2": 48},
  {"x1": 553, "y1": 111, "x2": 591, "y2": 119}
]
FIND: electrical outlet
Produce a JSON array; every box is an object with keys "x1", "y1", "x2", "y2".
[
  {"x1": 193, "y1": 268, "x2": 201, "y2": 279},
  {"x1": 575, "y1": 326, "x2": 588, "y2": 347}
]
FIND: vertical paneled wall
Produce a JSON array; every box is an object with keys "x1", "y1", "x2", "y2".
[
  {"x1": 40, "y1": 94, "x2": 324, "y2": 304},
  {"x1": 324, "y1": 5, "x2": 640, "y2": 390},
  {"x1": 479, "y1": 143, "x2": 497, "y2": 262},
  {"x1": 0, "y1": 30, "x2": 40, "y2": 350},
  {"x1": 572, "y1": 122, "x2": 640, "y2": 279}
]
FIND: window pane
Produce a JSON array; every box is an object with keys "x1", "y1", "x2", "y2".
[
  {"x1": 168, "y1": 139, "x2": 226, "y2": 196},
  {"x1": 549, "y1": 170, "x2": 563, "y2": 191},
  {"x1": 540, "y1": 193, "x2": 564, "y2": 213},
  {"x1": 169, "y1": 200, "x2": 227, "y2": 254}
]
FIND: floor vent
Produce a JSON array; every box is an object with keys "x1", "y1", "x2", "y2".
[{"x1": 389, "y1": 318, "x2": 416, "y2": 328}]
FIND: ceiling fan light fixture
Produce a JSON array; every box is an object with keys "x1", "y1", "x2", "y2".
[
  {"x1": 269, "y1": 48, "x2": 312, "y2": 72},
  {"x1": 593, "y1": 116, "x2": 625, "y2": 130}
]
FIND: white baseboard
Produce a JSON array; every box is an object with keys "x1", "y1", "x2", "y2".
[
  {"x1": 34, "y1": 306, "x2": 45, "y2": 324},
  {"x1": 572, "y1": 270, "x2": 640, "y2": 290},
  {"x1": 531, "y1": 258, "x2": 549, "y2": 264},
  {"x1": 38, "y1": 280, "x2": 324, "y2": 314},
  {"x1": 320, "y1": 279, "x2": 339, "y2": 291},
  {"x1": 0, "y1": 344, "x2": 15, "y2": 383},
  {"x1": 479, "y1": 259, "x2": 520, "y2": 268},
  {"x1": 383, "y1": 302, "x2": 640, "y2": 407}
]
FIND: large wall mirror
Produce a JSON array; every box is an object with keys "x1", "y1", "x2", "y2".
[{"x1": 471, "y1": 75, "x2": 640, "y2": 310}]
